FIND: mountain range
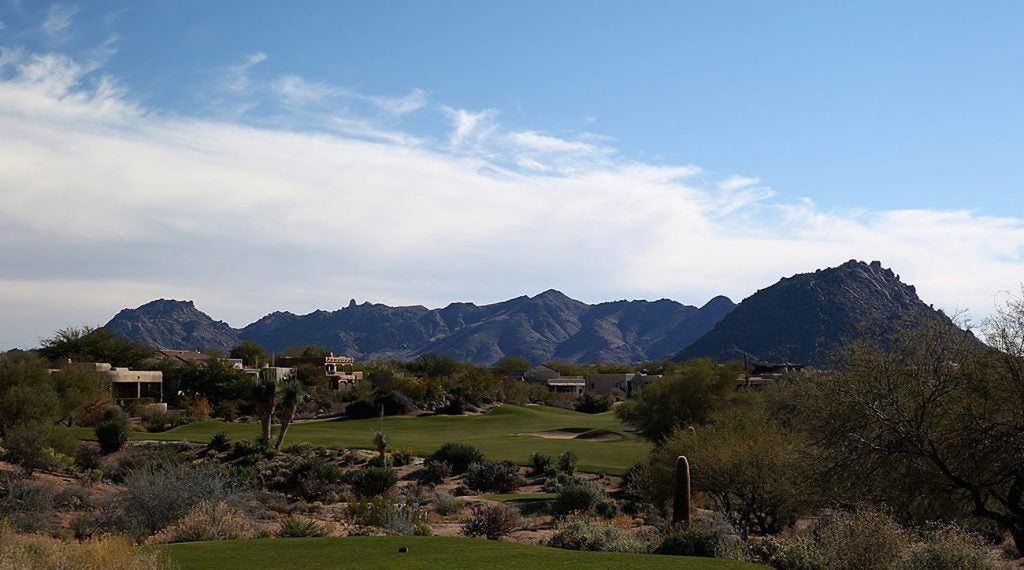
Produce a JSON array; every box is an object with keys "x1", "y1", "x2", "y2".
[
  {"x1": 104, "y1": 260, "x2": 973, "y2": 366},
  {"x1": 105, "y1": 291, "x2": 735, "y2": 365}
]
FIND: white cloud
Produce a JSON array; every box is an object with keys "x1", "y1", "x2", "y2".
[
  {"x1": 1, "y1": 48, "x2": 1022, "y2": 350},
  {"x1": 274, "y1": 74, "x2": 339, "y2": 105},
  {"x1": 366, "y1": 88, "x2": 428, "y2": 116},
  {"x1": 441, "y1": 106, "x2": 498, "y2": 147},
  {"x1": 42, "y1": 4, "x2": 78, "y2": 36},
  {"x1": 223, "y1": 51, "x2": 266, "y2": 94}
]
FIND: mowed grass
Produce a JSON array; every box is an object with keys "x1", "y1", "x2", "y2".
[
  {"x1": 158, "y1": 536, "x2": 766, "y2": 569},
  {"x1": 76, "y1": 405, "x2": 649, "y2": 473}
]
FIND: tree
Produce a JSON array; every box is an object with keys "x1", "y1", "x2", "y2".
[
  {"x1": 796, "y1": 311, "x2": 1024, "y2": 553},
  {"x1": 651, "y1": 406, "x2": 813, "y2": 537},
  {"x1": 230, "y1": 341, "x2": 268, "y2": 368},
  {"x1": 493, "y1": 356, "x2": 532, "y2": 375},
  {"x1": 38, "y1": 326, "x2": 155, "y2": 368},
  {"x1": 274, "y1": 380, "x2": 305, "y2": 450},
  {"x1": 616, "y1": 358, "x2": 739, "y2": 442},
  {"x1": 253, "y1": 371, "x2": 278, "y2": 448},
  {"x1": 178, "y1": 358, "x2": 251, "y2": 407},
  {"x1": 406, "y1": 352, "x2": 458, "y2": 379}
]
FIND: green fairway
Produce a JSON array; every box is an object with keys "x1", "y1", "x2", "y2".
[
  {"x1": 77, "y1": 405, "x2": 649, "y2": 473},
  {"x1": 159, "y1": 536, "x2": 765, "y2": 569}
]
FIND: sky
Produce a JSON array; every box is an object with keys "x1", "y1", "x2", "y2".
[{"x1": 1, "y1": 1, "x2": 1023, "y2": 349}]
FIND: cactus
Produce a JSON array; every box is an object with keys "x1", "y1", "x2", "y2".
[{"x1": 673, "y1": 455, "x2": 691, "y2": 527}]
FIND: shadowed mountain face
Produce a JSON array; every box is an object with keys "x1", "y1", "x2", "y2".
[
  {"x1": 675, "y1": 260, "x2": 976, "y2": 366},
  {"x1": 104, "y1": 290, "x2": 735, "y2": 365}
]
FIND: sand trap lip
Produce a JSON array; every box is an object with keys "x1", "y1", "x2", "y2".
[{"x1": 524, "y1": 429, "x2": 623, "y2": 441}]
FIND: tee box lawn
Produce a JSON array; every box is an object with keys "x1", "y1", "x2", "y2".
[
  {"x1": 77, "y1": 405, "x2": 650, "y2": 474},
  {"x1": 159, "y1": 536, "x2": 767, "y2": 569}
]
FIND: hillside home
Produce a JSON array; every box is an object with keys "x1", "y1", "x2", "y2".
[{"x1": 60, "y1": 362, "x2": 164, "y2": 401}]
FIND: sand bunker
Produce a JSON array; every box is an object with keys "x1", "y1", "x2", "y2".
[{"x1": 526, "y1": 429, "x2": 623, "y2": 441}]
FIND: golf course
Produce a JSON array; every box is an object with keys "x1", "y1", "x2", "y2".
[
  {"x1": 77, "y1": 405, "x2": 650, "y2": 473},
  {"x1": 159, "y1": 536, "x2": 766, "y2": 569}
]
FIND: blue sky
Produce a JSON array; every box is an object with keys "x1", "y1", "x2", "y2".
[{"x1": 1, "y1": 1, "x2": 1023, "y2": 348}]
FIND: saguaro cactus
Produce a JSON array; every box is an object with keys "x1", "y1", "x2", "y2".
[{"x1": 673, "y1": 455, "x2": 691, "y2": 527}]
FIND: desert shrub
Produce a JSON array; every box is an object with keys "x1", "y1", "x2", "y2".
[
  {"x1": 346, "y1": 391, "x2": 415, "y2": 419},
  {"x1": 346, "y1": 497, "x2": 430, "y2": 535},
  {"x1": 42, "y1": 447, "x2": 76, "y2": 472},
  {"x1": 901, "y1": 524, "x2": 995, "y2": 570},
  {"x1": 461, "y1": 503, "x2": 522, "y2": 540},
  {"x1": 421, "y1": 459, "x2": 452, "y2": 485},
  {"x1": 208, "y1": 432, "x2": 231, "y2": 452},
  {"x1": 74, "y1": 443, "x2": 102, "y2": 471},
  {"x1": 427, "y1": 442, "x2": 484, "y2": 474},
  {"x1": 594, "y1": 499, "x2": 619, "y2": 519},
  {"x1": 0, "y1": 475, "x2": 56, "y2": 532},
  {"x1": 431, "y1": 491, "x2": 463, "y2": 516},
  {"x1": 280, "y1": 457, "x2": 343, "y2": 502},
  {"x1": 548, "y1": 516, "x2": 646, "y2": 553},
  {"x1": 140, "y1": 408, "x2": 183, "y2": 433},
  {"x1": 529, "y1": 451, "x2": 552, "y2": 475},
  {"x1": 183, "y1": 396, "x2": 212, "y2": 422},
  {"x1": 347, "y1": 466, "x2": 398, "y2": 497},
  {"x1": 654, "y1": 527, "x2": 721, "y2": 557},
  {"x1": 542, "y1": 472, "x2": 584, "y2": 493},
  {"x1": 391, "y1": 448, "x2": 415, "y2": 467},
  {"x1": 95, "y1": 407, "x2": 130, "y2": 454},
  {"x1": 575, "y1": 393, "x2": 611, "y2": 413},
  {"x1": 465, "y1": 460, "x2": 525, "y2": 493},
  {"x1": 3, "y1": 421, "x2": 74, "y2": 470},
  {"x1": 557, "y1": 450, "x2": 577, "y2": 474},
  {"x1": 749, "y1": 537, "x2": 820, "y2": 570},
  {"x1": 147, "y1": 501, "x2": 255, "y2": 544},
  {"x1": 812, "y1": 509, "x2": 909, "y2": 570},
  {"x1": 277, "y1": 515, "x2": 329, "y2": 538},
  {"x1": 344, "y1": 399, "x2": 378, "y2": 419},
  {"x1": 54, "y1": 484, "x2": 92, "y2": 510},
  {"x1": 553, "y1": 482, "x2": 604, "y2": 517},
  {"x1": 0, "y1": 521, "x2": 171, "y2": 570},
  {"x1": 118, "y1": 463, "x2": 245, "y2": 539}
]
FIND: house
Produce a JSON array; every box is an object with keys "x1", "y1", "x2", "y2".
[
  {"x1": 523, "y1": 365, "x2": 561, "y2": 383},
  {"x1": 148, "y1": 349, "x2": 215, "y2": 368},
  {"x1": 546, "y1": 376, "x2": 585, "y2": 395},
  {"x1": 584, "y1": 373, "x2": 662, "y2": 396},
  {"x1": 60, "y1": 362, "x2": 164, "y2": 401},
  {"x1": 275, "y1": 353, "x2": 364, "y2": 389},
  {"x1": 737, "y1": 362, "x2": 806, "y2": 389}
]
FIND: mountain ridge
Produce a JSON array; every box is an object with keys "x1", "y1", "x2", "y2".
[{"x1": 105, "y1": 290, "x2": 735, "y2": 365}]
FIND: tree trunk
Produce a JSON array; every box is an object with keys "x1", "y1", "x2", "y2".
[
  {"x1": 274, "y1": 404, "x2": 298, "y2": 450},
  {"x1": 260, "y1": 415, "x2": 272, "y2": 448}
]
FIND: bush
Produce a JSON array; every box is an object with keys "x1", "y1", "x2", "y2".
[
  {"x1": 575, "y1": 393, "x2": 611, "y2": 413},
  {"x1": 209, "y1": 432, "x2": 231, "y2": 452},
  {"x1": 427, "y1": 442, "x2": 484, "y2": 474},
  {"x1": 277, "y1": 515, "x2": 329, "y2": 538},
  {"x1": 3, "y1": 424, "x2": 51, "y2": 472},
  {"x1": 147, "y1": 501, "x2": 255, "y2": 544},
  {"x1": 553, "y1": 482, "x2": 604, "y2": 517},
  {"x1": 813, "y1": 509, "x2": 909, "y2": 570},
  {"x1": 118, "y1": 463, "x2": 245, "y2": 539},
  {"x1": 346, "y1": 497, "x2": 430, "y2": 535},
  {"x1": 391, "y1": 448, "x2": 415, "y2": 467},
  {"x1": 421, "y1": 459, "x2": 453, "y2": 485},
  {"x1": 548, "y1": 517, "x2": 646, "y2": 553},
  {"x1": 902, "y1": 525, "x2": 995, "y2": 570},
  {"x1": 529, "y1": 451, "x2": 552, "y2": 475},
  {"x1": 0, "y1": 475, "x2": 56, "y2": 533},
  {"x1": 280, "y1": 457, "x2": 343, "y2": 502},
  {"x1": 95, "y1": 408, "x2": 130, "y2": 454},
  {"x1": 0, "y1": 523, "x2": 171, "y2": 570},
  {"x1": 74, "y1": 443, "x2": 102, "y2": 471},
  {"x1": 346, "y1": 391, "x2": 416, "y2": 419},
  {"x1": 347, "y1": 466, "x2": 398, "y2": 497},
  {"x1": 54, "y1": 485, "x2": 92, "y2": 510},
  {"x1": 461, "y1": 503, "x2": 522, "y2": 540},
  {"x1": 749, "y1": 537, "x2": 819, "y2": 570},
  {"x1": 465, "y1": 460, "x2": 526, "y2": 493},
  {"x1": 431, "y1": 491, "x2": 463, "y2": 516},
  {"x1": 557, "y1": 450, "x2": 577, "y2": 474},
  {"x1": 654, "y1": 528, "x2": 721, "y2": 557}
]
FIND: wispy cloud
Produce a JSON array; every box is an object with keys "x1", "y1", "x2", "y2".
[
  {"x1": 365, "y1": 88, "x2": 428, "y2": 116},
  {"x1": 1, "y1": 47, "x2": 1022, "y2": 349},
  {"x1": 223, "y1": 51, "x2": 266, "y2": 94},
  {"x1": 274, "y1": 74, "x2": 339, "y2": 106},
  {"x1": 441, "y1": 106, "x2": 498, "y2": 147},
  {"x1": 42, "y1": 3, "x2": 78, "y2": 36}
]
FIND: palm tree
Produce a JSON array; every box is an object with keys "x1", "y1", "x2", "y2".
[
  {"x1": 253, "y1": 371, "x2": 278, "y2": 448},
  {"x1": 274, "y1": 380, "x2": 305, "y2": 450}
]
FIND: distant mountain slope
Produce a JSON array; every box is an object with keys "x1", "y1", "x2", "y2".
[
  {"x1": 104, "y1": 299, "x2": 240, "y2": 352},
  {"x1": 675, "y1": 260, "x2": 974, "y2": 366},
  {"x1": 104, "y1": 291, "x2": 734, "y2": 365}
]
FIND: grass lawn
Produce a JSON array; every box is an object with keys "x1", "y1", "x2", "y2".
[
  {"x1": 75, "y1": 405, "x2": 650, "y2": 473},
  {"x1": 158, "y1": 536, "x2": 766, "y2": 569}
]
